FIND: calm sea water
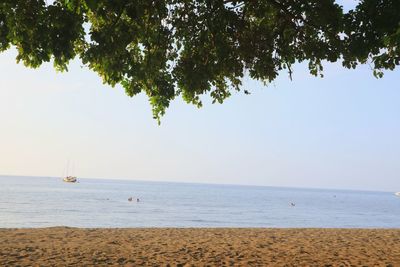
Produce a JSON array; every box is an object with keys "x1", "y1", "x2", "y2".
[{"x1": 0, "y1": 176, "x2": 399, "y2": 228}]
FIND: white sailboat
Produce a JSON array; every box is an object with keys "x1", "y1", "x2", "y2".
[
  {"x1": 63, "y1": 160, "x2": 77, "y2": 183},
  {"x1": 395, "y1": 192, "x2": 400, "y2": 197},
  {"x1": 63, "y1": 176, "x2": 77, "y2": 183}
]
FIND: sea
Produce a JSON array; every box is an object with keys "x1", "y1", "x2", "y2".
[{"x1": 0, "y1": 175, "x2": 399, "y2": 228}]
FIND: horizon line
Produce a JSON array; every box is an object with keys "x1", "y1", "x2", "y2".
[{"x1": 0, "y1": 173, "x2": 392, "y2": 193}]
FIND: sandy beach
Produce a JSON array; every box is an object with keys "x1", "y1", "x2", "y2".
[{"x1": 0, "y1": 228, "x2": 399, "y2": 266}]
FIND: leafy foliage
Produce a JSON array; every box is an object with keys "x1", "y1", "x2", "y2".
[
  {"x1": 1, "y1": 0, "x2": 399, "y2": 121},
  {"x1": 342, "y1": 0, "x2": 400, "y2": 77}
]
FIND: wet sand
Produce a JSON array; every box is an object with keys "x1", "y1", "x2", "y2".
[{"x1": 1, "y1": 228, "x2": 399, "y2": 266}]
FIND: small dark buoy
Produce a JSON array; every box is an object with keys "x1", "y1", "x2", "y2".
[
  {"x1": 128, "y1": 197, "x2": 133, "y2": 202},
  {"x1": 137, "y1": 198, "x2": 140, "y2": 202},
  {"x1": 290, "y1": 202, "x2": 296, "y2": 207}
]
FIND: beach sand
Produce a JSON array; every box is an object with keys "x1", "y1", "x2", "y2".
[{"x1": 0, "y1": 228, "x2": 399, "y2": 266}]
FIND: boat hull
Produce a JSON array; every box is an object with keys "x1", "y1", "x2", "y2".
[{"x1": 63, "y1": 176, "x2": 77, "y2": 183}]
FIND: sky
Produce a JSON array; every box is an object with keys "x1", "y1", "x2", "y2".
[{"x1": 0, "y1": 1, "x2": 399, "y2": 191}]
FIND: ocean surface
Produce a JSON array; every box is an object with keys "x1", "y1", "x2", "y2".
[{"x1": 0, "y1": 176, "x2": 399, "y2": 228}]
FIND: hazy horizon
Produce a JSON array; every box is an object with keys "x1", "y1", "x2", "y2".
[{"x1": 0, "y1": 174, "x2": 396, "y2": 193}]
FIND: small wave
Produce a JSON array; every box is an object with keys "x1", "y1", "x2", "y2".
[{"x1": 188, "y1": 219, "x2": 227, "y2": 224}]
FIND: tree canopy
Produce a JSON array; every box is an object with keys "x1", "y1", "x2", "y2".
[{"x1": 1, "y1": 0, "x2": 399, "y2": 121}]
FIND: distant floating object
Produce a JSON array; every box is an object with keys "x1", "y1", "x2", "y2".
[
  {"x1": 395, "y1": 192, "x2": 400, "y2": 197},
  {"x1": 63, "y1": 160, "x2": 77, "y2": 183},
  {"x1": 290, "y1": 202, "x2": 296, "y2": 207},
  {"x1": 128, "y1": 197, "x2": 139, "y2": 202},
  {"x1": 63, "y1": 176, "x2": 77, "y2": 183}
]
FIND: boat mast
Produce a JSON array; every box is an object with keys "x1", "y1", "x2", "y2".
[{"x1": 66, "y1": 159, "x2": 70, "y2": 177}]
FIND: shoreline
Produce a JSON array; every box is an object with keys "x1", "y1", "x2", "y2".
[{"x1": 1, "y1": 228, "x2": 399, "y2": 266}]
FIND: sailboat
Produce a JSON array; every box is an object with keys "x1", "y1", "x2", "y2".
[
  {"x1": 63, "y1": 160, "x2": 77, "y2": 183},
  {"x1": 63, "y1": 176, "x2": 77, "y2": 183},
  {"x1": 395, "y1": 192, "x2": 400, "y2": 197}
]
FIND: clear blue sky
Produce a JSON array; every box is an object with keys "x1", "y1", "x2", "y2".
[{"x1": 0, "y1": 1, "x2": 399, "y2": 191}]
